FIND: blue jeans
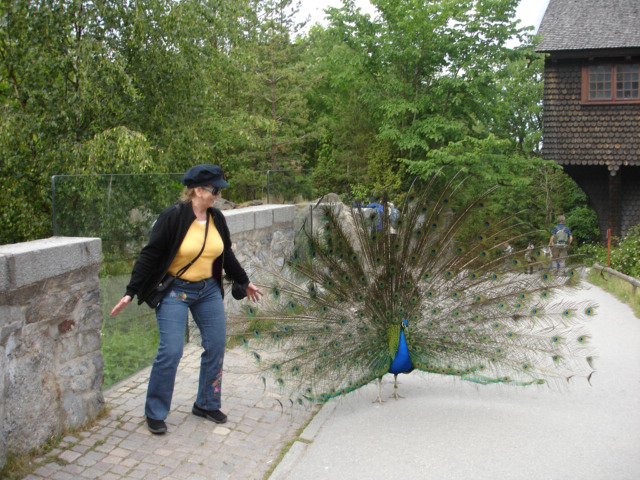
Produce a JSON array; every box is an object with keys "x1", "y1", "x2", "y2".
[{"x1": 145, "y1": 277, "x2": 226, "y2": 420}]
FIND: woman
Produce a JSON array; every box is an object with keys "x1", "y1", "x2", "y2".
[{"x1": 110, "y1": 164, "x2": 263, "y2": 434}]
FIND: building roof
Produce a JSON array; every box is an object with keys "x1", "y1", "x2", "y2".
[{"x1": 536, "y1": 0, "x2": 640, "y2": 52}]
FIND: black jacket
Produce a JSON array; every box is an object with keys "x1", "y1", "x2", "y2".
[{"x1": 125, "y1": 201, "x2": 250, "y2": 305}]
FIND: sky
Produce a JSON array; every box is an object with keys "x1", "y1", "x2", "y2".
[{"x1": 295, "y1": 0, "x2": 551, "y2": 34}]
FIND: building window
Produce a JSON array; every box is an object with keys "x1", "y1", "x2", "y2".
[
  {"x1": 582, "y1": 64, "x2": 640, "y2": 103},
  {"x1": 617, "y1": 64, "x2": 639, "y2": 99}
]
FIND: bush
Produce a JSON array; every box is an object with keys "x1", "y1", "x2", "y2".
[
  {"x1": 609, "y1": 225, "x2": 640, "y2": 278},
  {"x1": 574, "y1": 226, "x2": 640, "y2": 279},
  {"x1": 573, "y1": 242, "x2": 606, "y2": 267},
  {"x1": 566, "y1": 206, "x2": 600, "y2": 243}
]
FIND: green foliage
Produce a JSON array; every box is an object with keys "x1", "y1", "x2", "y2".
[
  {"x1": 366, "y1": 139, "x2": 405, "y2": 197},
  {"x1": 580, "y1": 232, "x2": 640, "y2": 318},
  {"x1": 0, "y1": 0, "x2": 259, "y2": 243},
  {"x1": 573, "y1": 243, "x2": 607, "y2": 267},
  {"x1": 318, "y1": 0, "x2": 534, "y2": 163},
  {"x1": 220, "y1": 0, "x2": 316, "y2": 201},
  {"x1": 348, "y1": 183, "x2": 372, "y2": 204},
  {"x1": 100, "y1": 274, "x2": 161, "y2": 388},
  {"x1": 575, "y1": 227, "x2": 640, "y2": 279},
  {"x1": 82, "y1": 127, "x2": 159, "y2": 174},
  {"x1": 609, "y1": 226, "x2": 640, "y2": 279},
  {"x1": 53, "y1": 173, "x2": 184, "y2": 257},
  {"x1": 567, "y1": 206, "x2": 600, "y2": 244},
  {"x1": 101, "y1": 312, "x2": 160, "y2": 389},
  {"x1": 312, "y1": 142, "x2": 350, "y2": 196},
  {"x1": 1, "y1": 0, "x2": 599, "y2": 255}
]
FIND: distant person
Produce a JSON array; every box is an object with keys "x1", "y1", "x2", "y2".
[
  {"x1": 524, "y1": 242, "x2": 536, "y2": 274},
  {"x1": 549, "y1": 215, "x2": 573, "y2": 274},
  {"x1": 365, "y1": 197, "x2": 384, "y2": 231},
  {"x1": 501, "y1": 242, "x2": 515, "y2": 267},
  {"x1": 364, "y1": 197, "x2": 400, "y2": 232},
  {"x1": 110, "y1": 164, "x2": 263, "y2": 434}
]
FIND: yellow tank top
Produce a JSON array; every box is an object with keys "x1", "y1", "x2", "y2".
[{"x1": 168, "y1": 219, "x2": 224, "y2": 281}]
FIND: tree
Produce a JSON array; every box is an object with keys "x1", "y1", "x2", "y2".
[
  {"x1": 303, "y1": 1, "x2": 543, "y2": 192},
  {"x1": 0, "y1": 0, "x2": 141, "y2": 242},
  {"x1": 219, "y1": 0, "x2": 314, "y2": 201},
  {"x1": 0, "y1": 0, "x2": 257, "y2": 242}
]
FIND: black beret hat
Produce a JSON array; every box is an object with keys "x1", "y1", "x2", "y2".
[{"x1": 182, "y1": 164, "x2": 230, "y2": 189}]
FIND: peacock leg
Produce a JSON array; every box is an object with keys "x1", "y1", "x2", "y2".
[
  {"x1": 392, "y1": 374, "x2": 404, "y2": 399},
  {"x1": 372, "y1": 377, "x2": 385, "y2": 403}
]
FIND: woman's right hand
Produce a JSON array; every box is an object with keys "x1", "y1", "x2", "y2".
[{"x1": 110, "y1": 295, "x2": 132, "y2": 317}]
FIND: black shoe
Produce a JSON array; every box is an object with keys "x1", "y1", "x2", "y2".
[
  {"x1": 192, "y1": 404, "x2": 227, "y2": 424},
  {"x1": 146, "y1": 417, "x2": 167, "y2": 434}
]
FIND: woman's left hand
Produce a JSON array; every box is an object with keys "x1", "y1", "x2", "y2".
[{"x1": 246, "y1": 282, "x2": 264, "y2": 302}]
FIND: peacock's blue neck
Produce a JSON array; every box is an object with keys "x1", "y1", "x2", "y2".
[{"x1": 389, "y1": 327, "x2": 413, "y2": 374}]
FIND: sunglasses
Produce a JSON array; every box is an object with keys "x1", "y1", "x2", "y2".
[{"x1": 201, "y1": 185, "x2": 221, "y2": 195}]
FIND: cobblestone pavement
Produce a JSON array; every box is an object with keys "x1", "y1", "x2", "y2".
[{"x1": 22, "y1": 345, "x2": 315, "y2": 480}]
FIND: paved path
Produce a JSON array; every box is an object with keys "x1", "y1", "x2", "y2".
[
  {"x1": 270, "y1": 282, "x2": 640, "y2": 480},
  {"x1": 22, "y1": 347, "x2": 314, "y2": 480},
  {"x1": 20, "y1": 282, "x2": 640, "y2": 479}
]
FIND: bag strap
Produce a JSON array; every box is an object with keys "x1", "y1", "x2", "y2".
[{"x1": 175, "y1": 213, "x2": 210, "y2": 278}]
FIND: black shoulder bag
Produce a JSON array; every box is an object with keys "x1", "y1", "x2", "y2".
[{"x1": 145, "y1": 215, "x2": 210, "y2": 309}]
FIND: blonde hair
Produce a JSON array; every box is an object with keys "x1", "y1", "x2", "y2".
[
  {"x1": 557, "y1": 215, "x2": 566, "y2": 223},
  {"x1": 180, "y1": 187, "x2": 196, "y2": 202}
]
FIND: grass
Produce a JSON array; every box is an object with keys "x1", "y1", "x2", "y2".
[
  {"x1": 100, "y1": 274, "x2": 160, "y2": 389},
  {"x1": 101, "y1": 311, "x2": 160, "y2": 388},
  {"x1": 0, "y1": 407, "x2": 110, "y2": 480},
  {"x1": 588, "y1": 268, "x2": 640, "y2": 318}
]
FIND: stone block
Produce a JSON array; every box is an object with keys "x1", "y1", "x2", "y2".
[
  {"x1": 0, "y1": 256, "x2": 8, "y2": 292},
  {"x1": 0, "y1": 237, "x2": 101, "y2": 291},
  {"x1": 0, "y1": 306, "x2": 24, "y2": 344},
  {"x1": 25, "y1": 288, "x2": 79, "y2": 325},
  {"x1": 0, "y1": 345, "x2": 5, "y2": 397},
  {"x1": 272, "y1": 205, "x2": 296, "y2": 225},
  {"x1": 62, "y1": 390, "x2": 87, "y2": 426},
  {"x1": 80, "y1": 303, "x2": 103, "y2": 330},
  {"x1": 222, "y1": 210, "x2": 254, "y2": 235},
  {"x1": 0, "y1": 347, "x2": 4, "y2": 467},
  {"x1": 56, "y1": 334, "x2": 80, "y2": 364},
  {"x1": 4, "y1": 354, "x2": 60, "y2": 451},
  {"x1": 91, "y1": 355, "x2": 104, "y2": 390},
  {"x1": 0, "y1": 322, "x2": 22, "y2": 346},
  {"x1": 254, "y1": 208, "x2": 274, "y2": 230},
  {"x1": 77, "y1": 331, "x2": 102, "y2": 357}
]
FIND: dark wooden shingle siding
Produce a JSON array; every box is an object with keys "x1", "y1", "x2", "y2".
[
  {"x1": 621, "y1": 167, "x2": 640, "y2": 233},
  {"x1": 541, "y1": 59, "x2": 640, "y2": 167},
  {"x1": 565, "y1": 165, "x2": 640, "y2": 240}
]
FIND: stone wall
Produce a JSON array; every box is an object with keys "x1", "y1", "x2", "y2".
[
  {"x1": 189, "y1": 204, "x2": 299, "y2": 343},
  {"x1": 0, "y1": 237, "x2": 104, "y2": 469}
]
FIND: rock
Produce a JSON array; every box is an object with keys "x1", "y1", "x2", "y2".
[
  {"x1": 237, "y1": 200, "x2": 263, "y2": 208},
  {"x1": 312, "y1": 192, "x2": 342, "y2": 204},
  {"x1": 213, "y1": 198, "x2": 236, "y2": 210}
]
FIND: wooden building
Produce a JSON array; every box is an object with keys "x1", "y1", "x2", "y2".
[{"x1": 537, "y1": 0, "x2": 640, "y2": 240}]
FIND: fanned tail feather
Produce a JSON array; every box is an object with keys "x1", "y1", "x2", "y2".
[{"x1": 229, "y1": 173, "x2": 596, "y2": 404}]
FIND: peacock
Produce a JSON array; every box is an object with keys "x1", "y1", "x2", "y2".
[{"x1": 229, "y1": 171, "x2": 596, "y2": 405}]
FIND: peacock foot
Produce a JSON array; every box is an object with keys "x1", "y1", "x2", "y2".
[{"x1": 373, "y1": 378, "x2": 385, "y2": 403}]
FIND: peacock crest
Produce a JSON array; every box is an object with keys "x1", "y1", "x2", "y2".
[{"x1": 230, "y1": 172, "x2": 596, "y2": 405}]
